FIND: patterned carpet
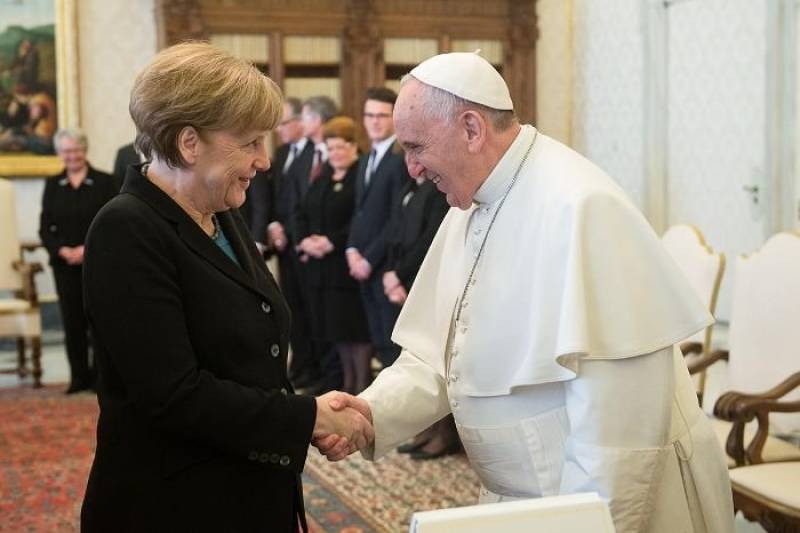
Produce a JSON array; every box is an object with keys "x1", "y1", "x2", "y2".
[{"x1": 0, "y1": 385, "x2": 479, "y2": 532}]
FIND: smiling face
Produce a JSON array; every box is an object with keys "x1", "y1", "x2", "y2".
[
  {"x1": 326, "y1": 136, "x2": 358, "y2": 172},
  {"x1": 57, "y1": 136, "x2": 88, "y2": 174},
  {"x1": 363, "y1": 99, "x2": 394, "y2": 143},
  {"x1": 192, "y1": 129, "x2": 270, "y2": 211},
  {"x1": 394, "y1": 80, "x2": 479, "y2": 210}
]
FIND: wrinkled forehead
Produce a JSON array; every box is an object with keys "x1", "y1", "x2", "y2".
[{"x1": 394, "y1": 83, "x2": 431, "y2": 140}]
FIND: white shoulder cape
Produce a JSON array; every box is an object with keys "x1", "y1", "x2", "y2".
[{"x1": 391, "y1": 127, "x2": 713, "y2": 395}]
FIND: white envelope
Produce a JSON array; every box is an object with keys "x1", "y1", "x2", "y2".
[{"x1": 409, "y1": 492, "x2": 615, "y2": 533}]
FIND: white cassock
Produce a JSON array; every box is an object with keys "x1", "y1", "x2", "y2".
[{"x1": 360, "y1": 125, "x2": 734, "y2": 533}]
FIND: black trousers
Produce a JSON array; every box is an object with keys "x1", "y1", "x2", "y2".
[
  {"x1": 360, "y1": 275, "x2": 401, "y2": 368},
  {"x1": 53, "y1": 264, "x2": 92, "y2": 386},
  {"x1": 279, "y1": 249, "x2": 320, "y2": 381}
]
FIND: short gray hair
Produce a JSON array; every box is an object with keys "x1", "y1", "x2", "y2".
[
  {"x1": 53, "y1": 128, "x2": 88, "y2": 152},
  {"x1": 400, "y1": 74, "x2": 516, "y2": 132},
  {"x1": 302, "y1": 95, "x2": 338, "y2": 123}
]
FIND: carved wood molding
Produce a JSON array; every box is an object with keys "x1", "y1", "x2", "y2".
[{"x1": 158, "y1": 0, "x2": 538, "y2": 122}]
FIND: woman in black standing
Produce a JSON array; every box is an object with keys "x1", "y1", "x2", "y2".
[
  {"x1": 39, "y1": 128, "x2": 117, "y2": 393},
  {"x1": 295, "y1": 116, "x2": 373, "y2": 395}
]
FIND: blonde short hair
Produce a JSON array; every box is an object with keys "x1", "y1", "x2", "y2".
[{"x1": 130, "y1": 42, "x2": 283, "y2": 168}]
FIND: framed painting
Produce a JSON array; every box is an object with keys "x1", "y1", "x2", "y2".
[{"x1": 0, "y1": 0, "x2": 78, "y2": 177}]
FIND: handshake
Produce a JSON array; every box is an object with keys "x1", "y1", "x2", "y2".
[{"x1": 312, "y1": 391, "x2": 374, "y2": 461}]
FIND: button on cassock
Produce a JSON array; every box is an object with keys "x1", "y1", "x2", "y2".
[
  {"x1": 270, "y1": 344, "x2": 280, "y2": 357},
  {"x1": 279, "y1": 455, "x2": 291, "y2": 466},
  {"x1": 261, "y1": 301, "x2": 271, "y2": 313}
]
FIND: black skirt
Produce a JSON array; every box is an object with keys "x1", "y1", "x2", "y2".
[{"x1": 307, "y1": 285, "x2": 371, "y2": 343}]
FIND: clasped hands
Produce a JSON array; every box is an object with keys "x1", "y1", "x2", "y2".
[
  {"x1": 312, "y1": 391, "x2": 374, "y2": 461},
  {"x1": 297, "y1": 235, "x2": 334, "y2": 261},
  {"x1": 58, "y1": 245, "x2": 84, "y2": 265}
]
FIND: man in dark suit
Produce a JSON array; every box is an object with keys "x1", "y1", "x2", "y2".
[
  {"x1": 268, "y1": 96, "x2": 339, "y2": 391},
  {"x1": 346, "y1": 88, "x2": 408, "y2": 368},
  {"x1": 239, "y1": 169, "x2": 272, "y2": 253},
  {"x1": 112, "y1": 142, "x2": 140, "y2": 190}
]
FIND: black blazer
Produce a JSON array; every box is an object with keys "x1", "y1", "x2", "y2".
[
  {"x1": 39, "y1": 165, "x2": 117, "y2": 268},
  {"x1": 385, "y1": 179, "x2": 449, "y2": 289},
  {"x1": 272, "y1": 140, "x2": 316, "y2": 242},
  {"x1": 294, "y1": 163, "x2": 359, "y2": 290},
  {"x1": 81, "y1": 165, "x2": 316, "y2": 533},
  {"x1": 347, "y1": 142, "x2": 408, "y2": 272},
  {"x1": 112, "y1": 143, "x2": 139, "y2": 190}
]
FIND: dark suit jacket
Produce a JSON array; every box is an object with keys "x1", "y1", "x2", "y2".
[
  {"x1": 239, "y1": 169, "x2": 273, "y2": 245},
  {"x1": 80, "y1": 165, "x2": 316, "y2": 533},
  {"x1": 39, "y1": 165, "x2": 117, "y2": 268},
  {"x1": 272, "y1": 140, "x2": 316, "y2": 242},
  {"x1": 347, "y1": 142, "x2": 408, "y2": 273},
  {"x1": 385, "y1": 179, "x2": 449, "y2": 289},
  {"x1": 294, "y1": 163, "x2": 359, "y2": 289},
  {"x1": 112, "y1": 143, "x2": 139, "y2": 190}
]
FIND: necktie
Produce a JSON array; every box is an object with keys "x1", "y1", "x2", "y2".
[
  {"x1": 309, "y1": 148, "x2": 323, "y2": 182},
  {"x1": 365, "y1": 148, "x2": 377, "y2": 187},
  {"x1": 283, "y1": 143, "x2": 297, "y2": 174}
]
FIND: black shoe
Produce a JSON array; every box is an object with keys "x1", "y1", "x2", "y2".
[
  {"x1": 409, "y1": 443, "x2": 461, "y2": 461},
  {"x1": 65, "y1": 382, "x2": 92, "y2": 394},
  {"x1": 397, "y1": 439, "x2": 430, "y2": 454}
]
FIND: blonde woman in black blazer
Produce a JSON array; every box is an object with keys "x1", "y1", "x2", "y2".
[{"x1": 80, "y1": 43, "x2": 371, "y2": 533}]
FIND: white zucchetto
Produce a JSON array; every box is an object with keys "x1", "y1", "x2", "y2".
[{"x1": 409, "y1": 52, "x2": 514, "y2": 111}]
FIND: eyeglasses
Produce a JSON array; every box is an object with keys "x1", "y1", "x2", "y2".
[
  {"x1": 278, "y1": 116, "x2": 300, "y2": 127},
  {"x1": 363, "y1": 112, "x2": 392, "y2": 120}
]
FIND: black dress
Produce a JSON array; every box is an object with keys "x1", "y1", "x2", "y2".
[
  {"x1": 38, "y1": 165, "x2": 117, "y2": 388},
  {"x1": 295, "y1": 163, "x2": 370, "y2": 343}
]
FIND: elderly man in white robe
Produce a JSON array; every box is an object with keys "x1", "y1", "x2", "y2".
[{"x1": 318, "y1": 52, "x2": 734, "y2": 533}]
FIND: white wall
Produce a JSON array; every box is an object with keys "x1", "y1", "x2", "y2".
[{"x1": 572, "y1": 0, "x2": 646, "y2": 209}]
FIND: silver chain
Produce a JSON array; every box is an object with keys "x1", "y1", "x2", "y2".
[{"x1": 454, "y1": 131, "x2": 538, "y2": 323}]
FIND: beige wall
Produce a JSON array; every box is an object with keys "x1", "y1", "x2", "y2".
[
  {"x1": 77, "y1": 0, "x2": 158, "y2": 172},
  {"x1": 535, "y1": 0, "x2": 573, "y2": 146}
]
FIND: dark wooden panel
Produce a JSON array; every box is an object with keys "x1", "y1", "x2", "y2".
[{"x1": 158, "y1": 0, "x2": 537, "y2": 123}]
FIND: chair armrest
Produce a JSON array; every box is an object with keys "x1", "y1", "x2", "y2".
[
  {"x1": 19, "y1": 240, "x2": 43, "y2": 253},
  {"x1": 12, "y1": 260, "x2": 43, "y2": 306},
  {"x1": 687, "y1": 349, "x2": 728, "y2": 375},
  {"x1": 713, "y1": 371, "x2": 800, "y2": 465},
  {"x1": 680, "y1": 341, "x2": 703, "y2": 356}
]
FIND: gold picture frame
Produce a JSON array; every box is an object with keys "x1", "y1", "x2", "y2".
[{"x1": 0, "y1": 0, "x2": 79, "y2": 178}]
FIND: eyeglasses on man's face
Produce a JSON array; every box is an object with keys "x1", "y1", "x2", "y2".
[{"x1": 363, "y1": 112, "x2": 392, "y2": 120}]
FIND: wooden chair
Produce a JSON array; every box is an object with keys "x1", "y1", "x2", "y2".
[
  {"x1": 715, "y1": 372, "x2": 800, "y2": 531},
  {"x1": 689, "y1": 232, "x2": 800, "y2": 468},
  {"x1": 661, "y1": 224, "x2": 725, "y2": 401},
  {"x1": 0, "y1": 178, "x2": 44, "y2": 387}
]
